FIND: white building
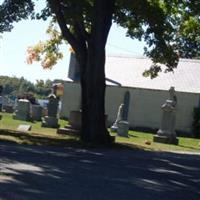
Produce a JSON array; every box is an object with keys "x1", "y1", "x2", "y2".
[{"x1": 60, "y1": 55, "x2": 200, "y2": 135}]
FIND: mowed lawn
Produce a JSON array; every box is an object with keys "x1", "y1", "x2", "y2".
[
  {"x1": 116, "y1": 131, "x2": 200, "y2": 153},
  {"x1": 0, "y1": 112, "x2": 67, "y2": 135},
  {"x1": 0, "y1": 112, "x2": 200, "y2": 153},
  {"x1": 0, "y1": 112, "x2": 80, "y2": 146}
]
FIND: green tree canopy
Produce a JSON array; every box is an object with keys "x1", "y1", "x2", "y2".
[{"x1": 0, "y1": 76, "x2": 53, "y2": 98}]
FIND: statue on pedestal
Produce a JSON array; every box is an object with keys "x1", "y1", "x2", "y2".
[
  {"x1": 169, "y1": 86, "x2": 177, "y2": 107},
  {"x1": 42, "y1": 85, "x2": 60, "y2": 128},
  {"x1": 111, "y1": 103, "x2": 124, "y2": 132},
  {"x1": 154, "y1": 86, "x2": 179, "y2": 145}
]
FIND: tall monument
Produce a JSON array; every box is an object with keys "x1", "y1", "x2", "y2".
[
  {"x1": 41, "y1": 84, "x2": 62, "y2": 128},
  {"x1": 153, "y1": 86, "x2": 179, "y2": 145}
]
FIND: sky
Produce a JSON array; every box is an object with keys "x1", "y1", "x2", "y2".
[{"x1": 0, "y1": 9, "x2": 146, "y2": 83}]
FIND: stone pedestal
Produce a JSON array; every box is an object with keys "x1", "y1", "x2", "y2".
[
  {"x1": 69, "y1": 110, "x2": 82, "y2": 129},
  {"x1": 153, "y1": 100, "x2": 179, "y2": 145},
  {"x1": 13, "y1": 99, "x2": 31, "y2": 121},
  {"x1": 57, "y1": 111, "x2": 109, "y2": 136},
  {"x1": 117, "y1": 121, "x2": 129, "y2": 137},
  {"x1": 41, "y1": 94, "x2": 59, "y2": 128},
  {"x1": 57, "y1": 127, "x2": 80, "y2": 136},
  {"x1": 42, "y1": 116, "x2": 59, "y2": 128},
  {"x1": 153, "y1": 135, "x2": 178, "y2": 145},
  {"x1": 57, "y1": 110, "x2": 81, "y2": 136},
  {"x1": 31, "y1": 105, "x2": 42, "y2": 121},
  {"x1": 0, "y1": 96, "x2": 2, "y2": 112}
]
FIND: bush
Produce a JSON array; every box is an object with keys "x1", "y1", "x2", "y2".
[{"x1": 192, "y1": 107, "x2": 200, "y2": 138}]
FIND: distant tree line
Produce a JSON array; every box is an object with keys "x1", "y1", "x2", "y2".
[{"x1": 0, "y1": 76, "x2": 62, "y2": 99}]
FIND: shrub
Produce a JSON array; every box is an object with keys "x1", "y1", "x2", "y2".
[{"x1": 192, "y1": 107, "x2": 200, "y2": 138}]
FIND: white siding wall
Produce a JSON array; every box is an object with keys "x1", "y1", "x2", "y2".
[
  {"x1": 105, "y1": 87, "x2": 168, "y2": 129},
  {"x1": 60, "y1": 81, "x2": 200, "y2": 133},
  {"x1": 60, "y1": 82, "x2": 81, "y2": 118}
]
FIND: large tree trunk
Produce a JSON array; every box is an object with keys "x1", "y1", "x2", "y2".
[
  {"x1": 80, "y1": 46, "x2": 111, "y2": 144},
  {"x1": 50, "y1": 0, "x2": 115, "y2": 144},
  {"x1": 79, "y1": 0, "x2": 115, "y2": 144}
]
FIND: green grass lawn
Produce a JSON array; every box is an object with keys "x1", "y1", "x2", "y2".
[
  {"x1": 115, "y1": 130, "x2": 200, "y2": 153},
  {"x1": 1, "y1": 112, "x2": 200, "y2": 152},
  {"x1": 0, "y1": 112, "x2": 80, "y2": 146},
  {"x1": 0, "y1": 112, "x2": 67, "y2": 135}
]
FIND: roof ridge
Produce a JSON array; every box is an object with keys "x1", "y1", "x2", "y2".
[
  {"x1": 106, "y1": 54, "x2": 146, "y2": 59},
  {"x1": 106, "y1": 54, "x2": 200, "y2": 63},
  {"x1": 179, "y1": 58, "x2": 200, "y2": 63}
]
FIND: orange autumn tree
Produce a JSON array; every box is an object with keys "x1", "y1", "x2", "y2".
[{"x1": 27, "y1": 22, "x2": 63, "y2": 69}]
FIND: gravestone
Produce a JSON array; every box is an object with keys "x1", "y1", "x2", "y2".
[
  {"x1": 17, "y1": 124, "x2": 32, "y2": 132},
  {"x1": 111, "y1": 103, "x2": 130, "y2": 136},
  {"x1": 57, "y1": 110, "x2": 81, "y2": 135},
  {"x1": 122, "y1": 91, "x2": 130, "y2": 120},
  {"x1": 13, "y1": 99, "x2": 31, "y2": 121},
  {"x1": 117, "y1": 121, "x2": 129, "y2": 137},
  {"x1": 31, "y1": 105, "x2": 42, "y2": 121},
  {"x1": 3, "y1": 105, "x2": 14, "y2": 113},
  {"x1": 0, "y1": 85, "x2": 3, "y2": 112},
  {"x1": 153, "y1": 87, "x2": 179, "y2": 145},
  {"x1": 111, "y1": 103, "x2": 124, "y2": 132},
  {"x1": 42, "y1": 94, "x2": 59, "y2": 128},
  {"x1": 57, "y1": 110, "x2": 109, "y2": 135},
  {"x1": 2, "y1": 96, "x2": 15, "y2": 113},
  {"x1": 0, "y1": 96, "x2": 2, "y2": 112},
  {"x1": 69, "y1": 110, "x2": 82, "y2": 129}
]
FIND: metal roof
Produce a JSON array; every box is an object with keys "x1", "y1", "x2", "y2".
[{"x1": 105, "y1": 56, "x2": 200, "y2": 93}]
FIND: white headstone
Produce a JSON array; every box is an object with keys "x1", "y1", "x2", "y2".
[
  {"x1": 117, "y1": 121, "x2": 129, "y2": 137},
  {"x1": 111, "y1": 103, "x2": 124, "y2": 132},
  {"x1": 17, "y1": 124, "x2": 32, "y2": 132}
]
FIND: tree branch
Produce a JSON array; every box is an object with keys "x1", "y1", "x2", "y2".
[
  {"x1": 47, "y1": 0, "x2": 80, "y2": 52},
  {"x1": 76, "y1": 16, "x2": 90, "y2": 42}
]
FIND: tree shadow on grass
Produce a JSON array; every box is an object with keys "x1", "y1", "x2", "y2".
[
  {"x1": 178, "y1": 144, "x2": 200, "y2": 151},
  {"x1": 127, "y1": 133, "x2": 138, "y2": 138},
  {"x1": 0, "y1": 129, "x2": 81, "y2": 147},
  {"x1": 0, "y1": 128, "x2": 147, "y2": 151},
  {"x1": 0, "y1": 142, "x2": 200, "y2": 200}
]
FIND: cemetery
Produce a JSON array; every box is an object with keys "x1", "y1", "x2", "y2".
[
  {"x1": 61, "y1": 55, "x2": 200, "y2": 138},
  {"x1": 0, "y1": 77, "x2": 200, "y2": 151},
  {"x1": 0, "y1": 75, "x2": 199, "y2": 151},
  {"x1": 0, "y1": 55, "x2": 200, "y2": 151},
  {"x1": 0, "y1": 111, "x2": 200, "y2": 152},
  {"x1": 0, "y1": 1, "x2": 200, "y2": 200}
]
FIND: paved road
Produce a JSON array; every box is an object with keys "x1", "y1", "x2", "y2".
[{"x1": 0, "y1": 142, "x2": 200, "y2": 200}]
